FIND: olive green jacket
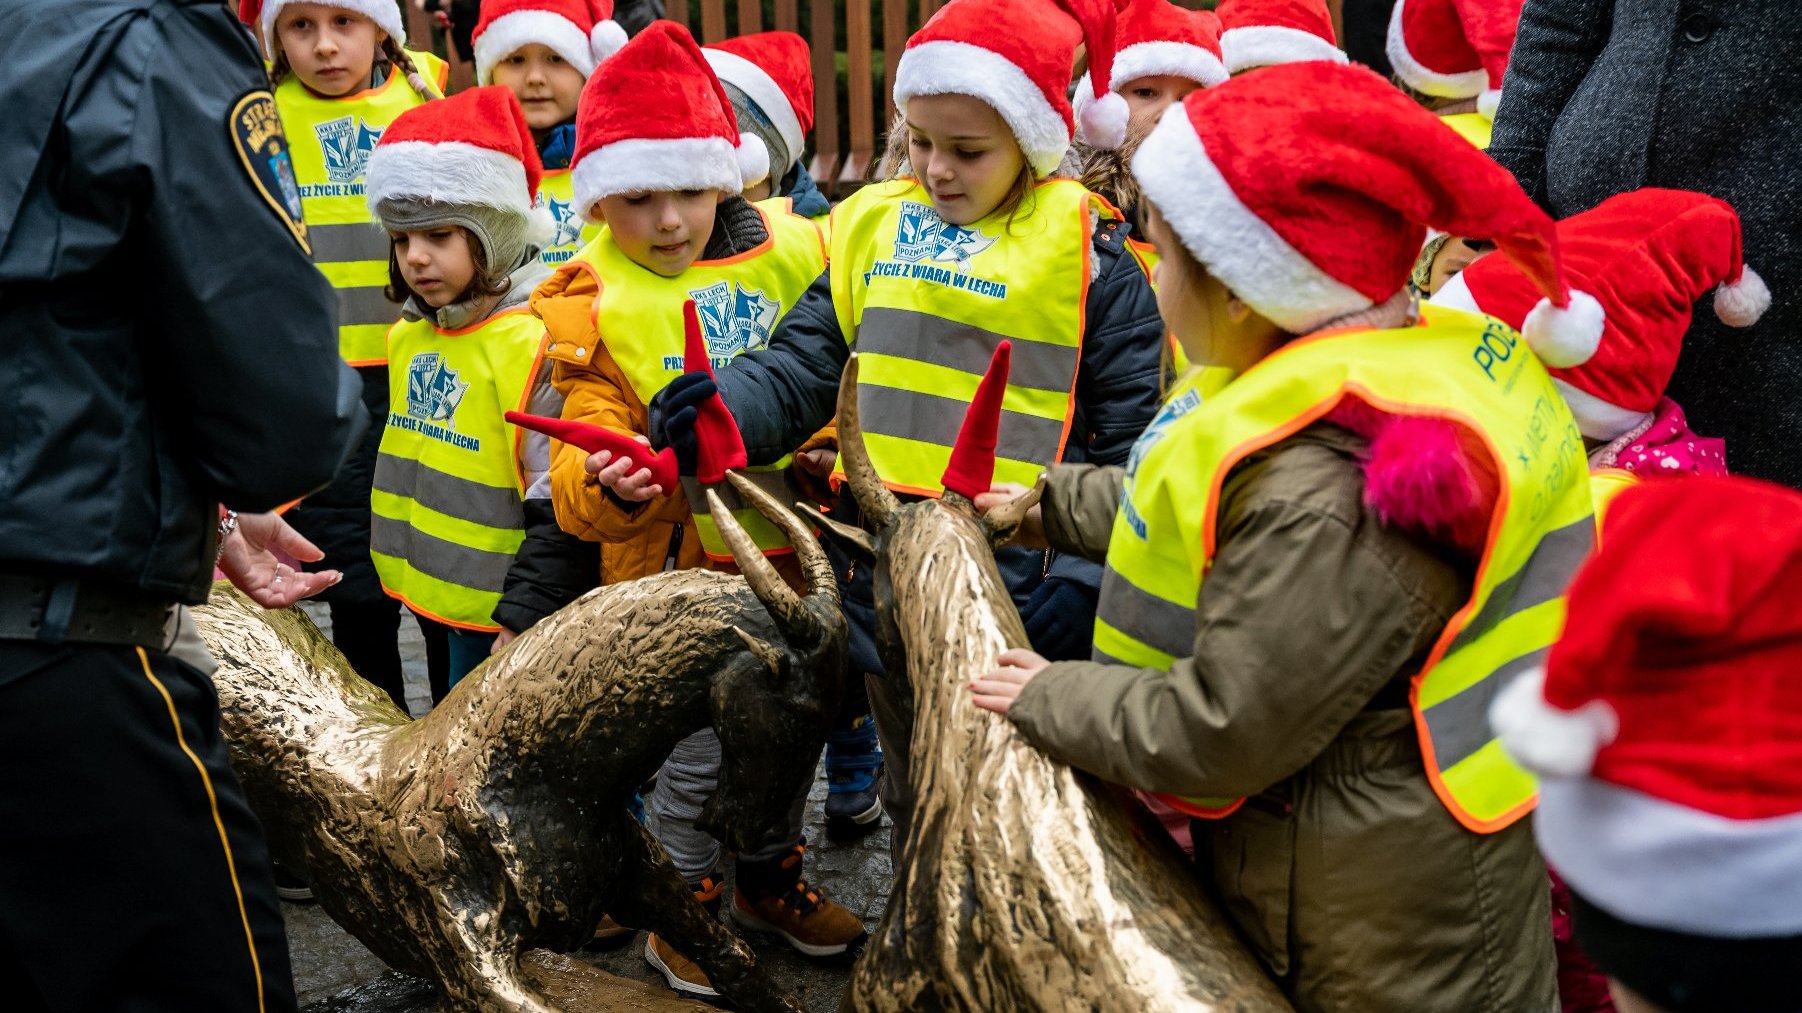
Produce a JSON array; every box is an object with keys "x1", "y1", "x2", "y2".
[{"x1": 1010, "y1": 425, "x2": 1557, "y2": 1013}]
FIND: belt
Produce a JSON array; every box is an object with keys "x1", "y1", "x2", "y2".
[{"x1": 0, "y1": 574, "x2": 179, "y2": 650}]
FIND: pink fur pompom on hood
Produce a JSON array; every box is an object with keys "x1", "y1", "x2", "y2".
[{"x1": 1325, "y1": 398, "x2": 1499, "y2": 557}]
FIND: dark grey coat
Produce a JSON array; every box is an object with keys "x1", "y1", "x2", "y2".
[{"x1": 1490, "y1": 0, "x2": 1802, "y2": 486}]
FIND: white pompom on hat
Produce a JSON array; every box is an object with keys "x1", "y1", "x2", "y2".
[{"x1": 472, "y1": 0, "x2": 626, "y2": 83}]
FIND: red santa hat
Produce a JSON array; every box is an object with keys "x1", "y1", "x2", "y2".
[
  {"x1": 240, "y1": 0, "x2": 406, "y2": 54},
  {"x1": 703, "y1": 32, "x2": 815, "y2": 180},
  {"x1": 471, "y1": 0, "x2": 626, "y2": 84},
  {"x1": 364, "y1": 85, "x2": 552, "y2": 241},
  {"x1": 1074, "y1": 0, "x2": 1228, "y2": 140},
  {"x1": 1215, "y1": 0, "x2": 1347, "y2": 74},
  {"x1": 1387, "y1": 0, "x2": 1524, "y2": 119},
  {"x1": 570, "y1": 20, "x2": 765, "y2": 218},
  {"x1": 1490, "y1": 476, "x2": 1802, "y2": 943},
  {"x1": 893, "y1": 0, "x2": 1128, "y2": 174},
  {"x1": 1133, "y1": 61, "x2": 1600, "y2": 346},
  {"x1": 1433, "y1": 189, "x2": 1768, "y2": 439}
]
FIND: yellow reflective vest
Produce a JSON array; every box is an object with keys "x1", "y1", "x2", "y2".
[
  {"x1": 371, "y1": 306, "x2": 545, "y2": 631},
  {"x1": 1442, "y1": 112, "x2": 1493, "y2": 150},
  {"x1": 561, "y1": 198, "x2": 826, "y2": 560},
  {"x1": 828, "y1": 178, "x2": 1102, "y2": 496},
  {"x1": 536, "y1": 168, "x2": 601, "y2": 269},
  {"x1": 275, "y1": 53, "x2": 448, "y2": 366},
  {"x1": 1589, "y1": 468, "x2": 1640, "y2": 545},
  {"x1": 1096, "y1": 307, "x2": 1595, "y2": 833}
]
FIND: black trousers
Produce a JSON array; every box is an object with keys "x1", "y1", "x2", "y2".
[{"x1": 0, "y1": 640, "x2": 297, "y2": 1012}]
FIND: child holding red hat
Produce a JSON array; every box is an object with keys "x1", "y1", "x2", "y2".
[
  {"x1": 361, "y1": 86, "x2": 560, "y2": 688},
  {"x1": 242, "y1": 0, "x2": 450, "y2": 706},
  {"x1": 649, "y1": 0, "x2": 1167, "y2": 854},
  {"x1": 517, "y1": 21, "x2": 863, "y2": 997},
  {"x1": 471, "y1": 0, "x2": 625, "y2": 266},
  {"x1": 1493, "y1": 476, "x2": 1802, "y2": 1013},
  {"x1": 972, "y1": 61, "x2": 1601, "y2": 1010}
]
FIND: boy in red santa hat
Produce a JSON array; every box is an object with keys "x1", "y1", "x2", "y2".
[
  {"x1": 1215, "y1": 0, "x2": 1347, "y2": 74},
  {"x1": 1492, "y1": 475, "x2": 1802, "y2": 1013}
]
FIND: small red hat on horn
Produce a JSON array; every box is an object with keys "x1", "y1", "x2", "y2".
[
  {"x1": 683, "y1": 300, "x2": 750, "y2": 485},
  {"x1": 502, "y1": 412, "x2": 680, "y2": 491},
  {"x1": 940, "y1": 341, "x2": 1012, "y2": 501}
]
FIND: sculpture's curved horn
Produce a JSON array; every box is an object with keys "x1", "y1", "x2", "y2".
[
  {"x1": 837, "y1": 354, "x2": 900, "y2": 530},
  {"x1": 707, "y1": 488, "x2": 824, "y2": 647},
  {"x1": 982, "y1": 474, "x2": 1047, "y2": 551},
  {"x1": 722, "y1": 471, "x2": 837, "y2": 605}
]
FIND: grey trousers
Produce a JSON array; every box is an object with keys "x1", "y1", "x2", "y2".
[{"x1": 650, "y1": 728, "x2": 811, "y2": 883}]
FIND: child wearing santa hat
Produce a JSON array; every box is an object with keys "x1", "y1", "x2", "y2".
[
  {"x1": 359, "y1": 86, "x2": 560, "y2": 689},
  {"x1": 1387, "y1": 0, "x2": 1525, "y2": 150},
  {"x1": 703, "y1": 32, "x2": 830, "y2": 219},
  {"x1": 1434, "y1": 189, "x2": 1767, "y2": 498},
  {"x1": 649, "y1": 0, "x2": 1166, "y2": 846},
  {"x1": 970, "y1": 61, "x2": 1603, "y2": 1010},
  {"x1": 1492, "y1": 475, "x2": 1802, "y2": 1013},
  {"x1": 1215, "y1": 0, "x2": 1347, "y2": 74},
  {"x1": 472, "y1": 0, "x2": 625, "y2": 266},
  {"x1": 241, "y1": 0, "x2": 451, "y2": 707},
  {"x1": 517, "y1": 20, "x2": 863, "y2": 997}
]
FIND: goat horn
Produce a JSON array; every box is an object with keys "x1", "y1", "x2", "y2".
[
  {"x1": 941, "y1": 341, "x2": 1011, "y2": 502},
  {"x1": 983, "y1": 474, "x2": 1046, "y2": 550},
  {"x1": 731, "y1": 626, "x2": 786, "y2": 678},
  {"x1": 803, "y1": 501, "x2": 876, "y2": 560},
  {"x1": 707, "y1": 488, "x2": 822, "y2": 647},
  {"x1": 836, "y1": 354, "x2": 899, "y2": 529},
  {"x1": 723, "y1": 471, "x2": 838, "y2": 606}
]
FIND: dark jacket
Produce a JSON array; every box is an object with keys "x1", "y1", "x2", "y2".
[
  {"x1": 1010, "y1": 430, "x2": 1558, "y2": 1012},
  {"x1": 1490, "y1": 0, "x2": 1802, "y2": 486},
  {"x1": 650, "y1": 213, "x2": 1165, "y2": 658},
  {"x1": 0, "y1": 0, "x2": 361, "y2": 605},
  {"x1": 781, "y1": 163, "x2": 832, "y2": 220}
]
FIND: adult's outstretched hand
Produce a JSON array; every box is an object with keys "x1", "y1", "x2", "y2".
[{"x1": 219, "y1": 511, "x2": 342, "y2": 609}]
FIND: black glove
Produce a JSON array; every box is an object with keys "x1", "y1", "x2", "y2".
[
  {"x1": 1020, "y1": 575, "x2": 1101, "y2": 662},
  {"x1": 652, "y1": 372, "x2": 716, "y2": 474}
]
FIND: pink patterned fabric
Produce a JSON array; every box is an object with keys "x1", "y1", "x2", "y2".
[{"x1": 1588, "y1": 397, "x2": 1727, "y2": 477}]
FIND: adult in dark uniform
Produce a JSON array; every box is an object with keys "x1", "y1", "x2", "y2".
[{"x1": 0, "y1": 0, "x2": 363, "y2": 1008}]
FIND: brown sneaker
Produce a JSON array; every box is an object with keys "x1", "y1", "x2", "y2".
[
  {"x1": 642, "y1": 876, "x2": 724, "y2": 998},
  {"x1": 731, "y1": 846, "x2": 868, "y2": 958},
  {"x1": 644, "y1": 933, "x2": 717, "y2": 998}
]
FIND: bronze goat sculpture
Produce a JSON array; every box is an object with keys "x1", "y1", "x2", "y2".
[
  {"x1": 192, "y1": 486, "x2": 843, "y2": 1013},
  {"x1": 823, "y1": 349, "x2": 1294, "y2": 1012}
]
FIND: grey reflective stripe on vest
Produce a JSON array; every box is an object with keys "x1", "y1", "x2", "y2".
[
  {"x1": 1420, "y1": 647, "x2": 1548, "y2": 771},
  {"x1": 1444, "y1": 517, "x2": 1595, "y2": 656},
  {"x1": 374, "y1": 453, "x2": 524, "y2": 530},
  {"x1": 370, "y1": 515, "x2": 516, "y2": 594},
  {"x1": 310, "y1": 222, "x2": 388, "y2": 264},
  {"x1": 855, "y1": 384, "x2": 1066, "y2": 465},
  {"x1": 339, "y1": 285, "x2": 402, "y2": 328},
  {"x1": 679, "y1": 468, "x2": 798, "y2": 517},
  {"x1": 1093, "y1": 564, "x2": 1193, "y2": 661},
  {"x1": 857, "y1": 307, "x2": 1081, "y2": 394}
]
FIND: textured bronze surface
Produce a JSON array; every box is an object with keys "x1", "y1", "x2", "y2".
[
  {"x1": 833, "y1": 356, "x2": 1295, "y2": 1012},
  {"x1": 192, "y1": 493, "x2": 844, "y2": 1013}
]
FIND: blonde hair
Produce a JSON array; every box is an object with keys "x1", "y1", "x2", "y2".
[
  {"x1": 267, "y1": 21, "x2": 440, "y2": 103},
  {"x1": 875, "y1": 109, "x2": 1046, "y2": 230}
]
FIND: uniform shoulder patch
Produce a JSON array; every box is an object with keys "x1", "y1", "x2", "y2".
[{"x1": 229, "y1": 90, "x2": 310, "y2": 255}]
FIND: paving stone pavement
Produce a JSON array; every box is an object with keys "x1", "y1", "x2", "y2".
[{"x1": 289, "y1": 602, "x2": 891, "y2": 1012}]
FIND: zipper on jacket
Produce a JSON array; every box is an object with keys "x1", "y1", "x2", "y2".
[{"x1": 662, "y1": 524, "x2": 684, "y2": 572}]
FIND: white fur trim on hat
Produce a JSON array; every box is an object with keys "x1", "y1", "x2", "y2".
[
  {"x1": 569, "y1": 136, "x2": 741, "y2": 221},
  {"x1": 263, "y1": 0, "x2": 405, "y2": 55},
  {"x1": 1477, "y1": 87, "x2": 1502, "y2": 119},
  {"x1": 1715, "y1": 266, "x2": 1771, "y2": 327},
  {"x1": 1523, "y1": 290, "x2": 1606, "y2": 369},
  {"x1": 1491, "y1": 665, "x2": 1619, "y2": 779},
  {"x1": 1384, "y1": 0, "x2": 1486, "y2": 98},
  {"x1": 1552, "y1": 378, "x2": 1653, "y2": 442},
  {"x1": 1133, "y1": 103, "x2": 1372, "y2": 333},
  {"x1": 474, "y1": 9, "x2": 600, "y2": 83},
  {"x1": 1428, "y1": 269, "x2": 1480, "y2": 313},
  {"x1": 1114, "y1": 40, "x2": 1231, "y2": 90},
  {"x1": 366, "y1": 140, "x2": 535, "y2": 218},
  {"x1": 1220, "y1": 25, "x2": 1348, "y2": 74},
  {"x1": 1536, "y1": 776, "x2": 1802, "y2": 938},
  {"x1": 894, "y1": 40, "x2": 1070, "y2": 177},
  {"x1": 704, "y1": 48, "x2": 806, "y2": 173}
]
